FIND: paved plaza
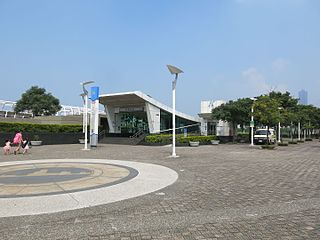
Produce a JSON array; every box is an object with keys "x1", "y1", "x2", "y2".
[{"x1": 0, "y1": 141, "x2": 319, "y2": 239}]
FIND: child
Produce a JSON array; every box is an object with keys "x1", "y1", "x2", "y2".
[
  {"x1": 22, "y1": 138, "x2": 30, "y2": 155},
  {"x1": 3, "y1": 140, "x2": 11, "y2": 155}
]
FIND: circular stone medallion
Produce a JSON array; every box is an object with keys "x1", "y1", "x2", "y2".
[
  {"x1": 0, "y1": 162, "x2": 138, "y2": 198},
  {"x1": 0, "y1": 159, "x2": 178, "y2": 218}
]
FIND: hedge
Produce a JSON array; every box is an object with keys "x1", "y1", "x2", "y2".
[
  {"x1": 0, "y1": 122, "x2": 83, "y2": 133},
  {"x1": 144, "y1": 134, "x2": 217, "y2": 144}
]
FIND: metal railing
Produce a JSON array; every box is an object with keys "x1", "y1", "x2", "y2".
[
  {"x1": 154, "y1": 123, "x2": 201, "y2": 134},
  {"x1": 130, "y1": 129, "x2": 145, "y2": 138}
]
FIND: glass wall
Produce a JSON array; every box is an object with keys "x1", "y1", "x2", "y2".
[
  {"x1": 119, "y1": 112, "x2": 148, "y2": 134},
  {"x1": 160, "y1": 110, "x2": 199, "y2": 134}
]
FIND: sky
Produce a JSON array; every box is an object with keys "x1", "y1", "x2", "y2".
[{"x1": 1, "y1": 0, "x2": 320, "y2": 116}]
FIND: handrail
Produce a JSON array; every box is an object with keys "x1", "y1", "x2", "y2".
[
  {"x1": 130, "y1": 129, "x2": 144, "y2": 138},
  {"x1": 154, "y1": 123, "x2": 200, "y2": 134},
  {"x1": 98, "y1": 130, "x2": 106, "y2": 140}
]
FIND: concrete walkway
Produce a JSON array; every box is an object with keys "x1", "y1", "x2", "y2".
[{"x1": 0, "y1": 142, "x2": 319, "y2": 239}]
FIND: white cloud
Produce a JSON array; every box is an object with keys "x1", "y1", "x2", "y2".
[
  {"x1": 271, "y1": 58, "x2": 289, "y2": 71},
  {"x1": 242, "y1": 67, "x2": 271, "y2": 95},
  {"x1": 242, "y1": 67, "x2": 288, "y2": 96}
]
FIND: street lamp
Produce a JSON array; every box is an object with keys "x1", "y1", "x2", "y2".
[
  {"x1": 278, "y1": 107, "x2": 283, "y2": 143},
  {"x1": 250, "y1": 97, "x2": 257, "y2": 146},
  {"x1": 80, "y1": 80, "x2": 94, "y2": 150},
  {"x1": 167, "y1": 65, "x2": 183, "y2": 158}
]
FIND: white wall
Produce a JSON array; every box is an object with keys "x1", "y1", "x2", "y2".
[{"x1": 145, "y1": 103, "x2": 160, "y2": 134}]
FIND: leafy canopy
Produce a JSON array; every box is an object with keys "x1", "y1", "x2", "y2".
[
  {"x1": 254, "y1": 95, "x2": 282, "y2": 127},
  {"x1": 211, "y1": 98, "x2": 253, "y2": 127},
  {"x1": 14, "y1": 86, "x2": 62, "y2": 116}
]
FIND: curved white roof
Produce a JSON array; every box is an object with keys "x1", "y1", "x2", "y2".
[{"x1": 99, "y1": 91, "x2": 200, "y2": 123}]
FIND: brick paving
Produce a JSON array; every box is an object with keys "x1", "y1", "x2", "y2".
[{"x1": 0, "y1": 141, "x2": 319, "y2": 239}]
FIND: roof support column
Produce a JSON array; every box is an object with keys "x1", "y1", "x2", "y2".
[
  {"x1": 145, "y1": 102, "x2": 160, "y2": 134},
  {"x1": 104, "y1": 105, "x2": 116, "y2": 133}
]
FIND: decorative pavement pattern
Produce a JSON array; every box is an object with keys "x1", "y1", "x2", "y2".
[
  {"x1": 0, "y1": 159, "x2": 178, "y2": 217},
  {"x1": 0, "y1": 162, "x2": 137, "y2": 197},
  {"x1": 0, "y1": 141, "x2": 319, "y2": 239}
]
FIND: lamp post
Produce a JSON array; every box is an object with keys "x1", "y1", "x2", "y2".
[
  {"x1": 250, "y1": 98, "x2": 257, "y2": 146},
  {"x1": 80, "y1": 80, "x2": 94, "y2": 150},
  {"x1": 278, "y1": 107, "x2": 283, "y2": 143},
  {"x1": 167, "y1": 65, "x2": 183, "y2": 158},
  {"x1": 278, "y1": 121, "x2": 281, "y2": 143}
]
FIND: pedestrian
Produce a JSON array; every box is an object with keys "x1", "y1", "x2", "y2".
[
  {"x1": 13, "y1": 130, "x2": 23, "y2": 155},
  {"x1": 3, "y1": 139, "x2": 11, "y2": 155},
  {"x1": 22, "y1": 137, "x2": 30, "y2": 155}
]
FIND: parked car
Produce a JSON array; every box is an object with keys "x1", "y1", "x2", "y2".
[{"x1": 254, "y1": 128, "x2": 276, "y2": 144}]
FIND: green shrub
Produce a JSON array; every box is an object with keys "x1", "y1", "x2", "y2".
[
  {"x1": 144, "y1": 134, "x2": 172, "y2": 144},
  {"x1": 261, "y1": 145, "x2": 276, "y2": 149},
  {"x1": 177, "y1": 135, "x2": 216, "y2": 143},
  {"x1": 288, "y1": 141, "x2": 298, "y2": 144},
  {"x1": 144, "y1": 134, "x2": 216, "y2": 144},
  {"x1": 237, "y1": 132, "x2": 249, "y2": 141},
  {"x1": 278, "y1": 142, "x2": 288, "y2": 146},
  {"x1": 297, "y1": 140, "x2": 304, "y2": 143},
  {"x1": 305, "y1": 138, "x2": 313, "y2": 141},
  {"x1": 0, "y1": 122, "x2": 83, "y2": 133}
]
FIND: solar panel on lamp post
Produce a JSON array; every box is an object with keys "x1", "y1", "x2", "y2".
[
  {"x1": 167, "y1": 65, "x2": 183, "y2": 158},
  {"x1": 80, "y1": 81, "x2": 94, "y2": 150}
]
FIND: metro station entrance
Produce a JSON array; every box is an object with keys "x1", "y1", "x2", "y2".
[{"x1": 119, "y1": 112, "x2": 148, "y2": 134}]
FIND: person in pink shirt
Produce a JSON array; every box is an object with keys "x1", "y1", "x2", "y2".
[{"x1": 13, "y1": 131, "x2": 23, "y2": 155}]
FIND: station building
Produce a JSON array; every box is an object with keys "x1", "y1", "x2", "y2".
[
  {"x1": 198, "y1": 100, "x2": 231, "y2": 136},
  {"x1": 99, "y1": 91, "x2": 200, "y2": 135},
  {"x1": 99, "y1": 91, "x2": 231, "y2": 137}
]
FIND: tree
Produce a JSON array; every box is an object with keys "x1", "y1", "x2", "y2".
[
  {"x1": 253, "y1": 95, "x2": 282, "y2": 144},
  {"x1": 269, "y1": 91, "x2": 298, "y2": 125},
  {"x1": 212, "y1": 98, "x2": 252, "y2": 140},
  {"x1": 268, "y1": 91, "x2": 300, "y2": 140},
  {"x1": 15, "y1": 86, "x2": 62, "y2": 116},
  {"x1": 296, "y1": 104, "x2": 320, "y2": 138}
]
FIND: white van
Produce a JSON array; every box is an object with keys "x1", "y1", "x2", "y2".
[{"x1": 254, "y1": 128, "x2": 276, "y2": 144}]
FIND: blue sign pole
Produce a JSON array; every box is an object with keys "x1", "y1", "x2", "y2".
[{"x1": 90, "y1": 86, "x2": 100, "y2": 147}]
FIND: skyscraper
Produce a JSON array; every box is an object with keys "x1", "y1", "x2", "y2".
[{"x1": 298, "y1": 89, "x2": 308, "y2": 105}]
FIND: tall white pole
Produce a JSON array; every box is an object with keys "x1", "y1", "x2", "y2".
[
  {"x1": 172, "y1": 78, "x2": 176, "y2": 157},
  {"x1": 298, "y1": 122, "x2": 301, "y2": 141},
  {"x1": 82, "y1": 103, "x2": 85, "y2": 133},
  {"x1": 250, "y1": 106, "x2": 254, "y2": 146},
  {"x1": 84, "y1": 94, "x2": 89, "y2": 150},
  {"x1": 278, "y1": 121, "x2": 281, "y2": 143}
]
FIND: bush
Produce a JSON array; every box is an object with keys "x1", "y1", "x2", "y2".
[
  {"x1": 278, "y1": 142, "x2": 288, "y2": 146},
  {"x1": 288, "y1": 141, "x2": 298, "y2": 144},
  {"x1": 144, "y1": 134, "x2": 216, "y2": 145},
  {"x1": 0, "y1": 122, "x2": 83, "y2": 133},
  {"x1": 305, "y1": 138, "x2": 313, "y2": 141},
  {"x1": 177, "y1": 135, "x2": 216, "y2": 143},
  {"x1": 236, "y1": 132, "x2": 249, "y2": 142},
  {"x1": 261, "y1": 145, "x2": 276, "y2": 150},
  {"x1": 144, "y1": 134, "x2": 172, "y2": 144}
]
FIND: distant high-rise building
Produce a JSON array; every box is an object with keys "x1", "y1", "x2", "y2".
[{"x1": 298, "y1": 89, "x2": 308, "y2": 105}]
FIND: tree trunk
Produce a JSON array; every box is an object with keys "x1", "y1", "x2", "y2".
[{"x1": 232, "y1": 122, "x2": 237, "y2": 142}]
